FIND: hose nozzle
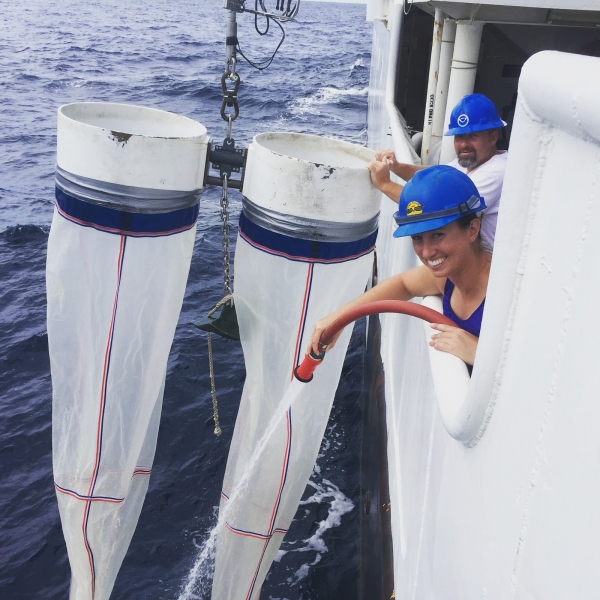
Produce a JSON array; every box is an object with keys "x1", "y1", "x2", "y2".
[{"x1": 293, "y1": 350, "x2": 326, "y2": 383}]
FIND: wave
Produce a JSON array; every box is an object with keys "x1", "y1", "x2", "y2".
[
  {"x1": 271, "y1": 475, "x2": 354, "y2": 586},
  {"x1": 296, "y1": 478, "x2": 354, "y2": 554},
  {"x1": 289, "y1": 85, "x2": 369, "y2": 116},
  {"x1": 1, "y1": 224, "x2": 48, "y2": 243}
]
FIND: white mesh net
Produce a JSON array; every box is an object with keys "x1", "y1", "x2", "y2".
[
  {"x1": 210, "y1": 225, "x2": 375, "y2": 599},
  {"x1": 47, "y1": 207, "x2": 196, "y2": 600}
]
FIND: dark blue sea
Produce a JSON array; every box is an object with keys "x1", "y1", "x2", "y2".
[{"x1": 0, "y1": 1, "x2": 372, "y2": 598}]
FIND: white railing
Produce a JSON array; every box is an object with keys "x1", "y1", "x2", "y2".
[{"x1": 421, "y1": 296, "x2": 472, "y2": 439}]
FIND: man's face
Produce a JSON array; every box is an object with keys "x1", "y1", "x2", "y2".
[{"x1": 453, "y1": 129, "x2": 498, "y2": 169}]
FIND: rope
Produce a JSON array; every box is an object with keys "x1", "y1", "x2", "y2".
[
  {"x1": 207, "y1": 332, "x2": 221, "y2": 436},
  {"x1": 208, "y1": 293, "x2": 234, "y2": 317},
  {"x1": 206, "y1": 294, "x2": 234, "y2": 436}
]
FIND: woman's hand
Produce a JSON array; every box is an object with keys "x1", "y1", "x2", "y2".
[
  {"x1": 308, "y1": 314, "x2": 345, "y2": 356},
  {"x1": 429, "y1": 323, "x2": 478, "y2": 366}
]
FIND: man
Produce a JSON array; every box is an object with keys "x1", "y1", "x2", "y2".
[{"x1": 368, "y1": 93, "x2": 507, "y2": 252}]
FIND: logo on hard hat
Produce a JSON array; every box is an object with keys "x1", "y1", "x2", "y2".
[
  {"x1": 457, "y1": 114, "x2": 469, "y2": 127},
  {"x1": 406, "y1": 201, "x2": 423, "y2": 217}
]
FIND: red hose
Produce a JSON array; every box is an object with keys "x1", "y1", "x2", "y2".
[{"x1": 294, "y1": 300, "x2": 456, "y2": 383}]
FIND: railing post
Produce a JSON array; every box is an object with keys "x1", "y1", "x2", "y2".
[
  {"x1": 421, "y1": 9, "x2": 445, "y2": 165},
  {"x1": 440, "y1": 20, "x2": 484, "y2": 164},
  {"x1": 429, "y1": 18, "x2": 456, "y2": 162}
]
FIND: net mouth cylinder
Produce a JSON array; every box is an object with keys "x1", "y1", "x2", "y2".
[
  {"x1": 293, "y1": 350, "x2": 326, "y2": 383},
  {"x1": 242, "y1": 132, "x2": 381, "y2": 224},
  {"x1": 57, "y1": 101, "x2": 209, "y2": 195}
]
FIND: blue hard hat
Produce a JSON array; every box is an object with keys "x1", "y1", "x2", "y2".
[
  {"x1": 393, "y1": 165, "x2": 486, "y2": 237},
  {"x1": 444, "y1": 93, "x2": 506, "y2": 136}
]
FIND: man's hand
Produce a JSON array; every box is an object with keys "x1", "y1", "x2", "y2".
[
  {"x1": 367, "y1": 160, "x2": 403, "y2": 202},
  {"x1": 374, "y1": 148, "x2": 426, "y2": 182},
  {"x1": 375, "y1": 148, "x2": 402, "y2": 177},
  {"x1": 429, "y1": 323, "x2": 478, "y2": 366},
  {"x1": 367, "y1": 159, "x2": 391, "y2": 189}
]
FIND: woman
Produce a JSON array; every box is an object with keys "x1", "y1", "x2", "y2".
[{"x1": 308, "y1": 165, "x2": 491, "y2": 367}]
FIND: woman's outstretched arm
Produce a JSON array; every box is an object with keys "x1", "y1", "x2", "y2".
[{"x1": 308, "y1": 265, "x2": 442, "y2": 355}]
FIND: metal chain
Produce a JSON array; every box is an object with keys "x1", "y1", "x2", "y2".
[
  {"x1": 220, "y1": 4, "x2": 236, "y2": 298},
  {"x1": 220, "y1": 9, "x2": 238, "y2": 300},
  {"x1": 205, "y1": 6, "x2": 240, "y2": 437},
  {"x1": 220, "y1": 174, "x2": 232, "y2": 296},
  {"x1": 220, "y1": 68, "x2": 240, "y2": 123}
]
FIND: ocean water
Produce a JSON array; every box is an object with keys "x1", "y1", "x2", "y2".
[{"x1": 0, "y1": 1, "x2": 372, "y2": 598}]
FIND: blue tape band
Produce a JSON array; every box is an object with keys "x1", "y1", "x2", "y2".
[
  {"x1": 239, "y1": 209, "x2": 377, "y2": 263},
  {"x1": 55, "y1": 187, "x2": 199, "y2": 237}
]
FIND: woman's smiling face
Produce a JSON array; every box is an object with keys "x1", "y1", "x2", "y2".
[{"x1": 410, "y1": 219, "x2": 481, "y2": 277}]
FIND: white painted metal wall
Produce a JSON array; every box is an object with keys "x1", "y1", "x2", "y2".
[
  {"x1": 414, "y1": 0, "x2": 599, "y2": 11},
  {"x1": 367, "y1": 0, "x2": 420, "y2": 286},
  {"x1": 372, "y1": 47, "x2": 600, "y2": 598}
]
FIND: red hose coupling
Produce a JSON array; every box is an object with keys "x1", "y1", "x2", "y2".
[{"x1": 294, "y1": 350, "x2": 326, "y2": 383}]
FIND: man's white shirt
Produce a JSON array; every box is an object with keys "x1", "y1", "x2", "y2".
[{"x1": 447, "y1": 150, "x2": 507, "y2": 252}]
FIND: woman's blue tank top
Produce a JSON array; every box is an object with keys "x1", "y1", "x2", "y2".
[{"x1": 442, "y1": 279, "x2": 485, "y2": 337}]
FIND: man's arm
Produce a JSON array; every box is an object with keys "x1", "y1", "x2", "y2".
[{"x1": 367, "y1": 160, "x2": 403, "y2": 202}]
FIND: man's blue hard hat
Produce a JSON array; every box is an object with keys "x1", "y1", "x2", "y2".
[
  {"x1": 444, "y1": 93, "x2": 506, "y2": 136},
  {"x1": 393, "y1": 165, "x2": 486, "y2": 238}
]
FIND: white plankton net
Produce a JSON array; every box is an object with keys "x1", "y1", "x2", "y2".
[{"x1": 47, "y1": 102, "x2": 208, "y2": 600}]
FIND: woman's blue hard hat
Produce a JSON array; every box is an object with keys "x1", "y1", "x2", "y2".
[
  {"x1": 393, "y1": 165, "x2": 486, "y2": 238},
  {"x1": 444, "y1": 93, "x2": 507, "y2": 136}
]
